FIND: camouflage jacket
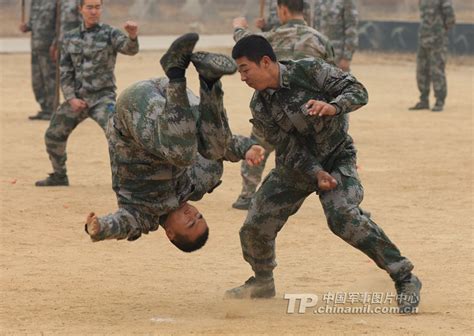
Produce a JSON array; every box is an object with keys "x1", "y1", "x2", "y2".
[
  {"x1": 419, "y1": 0, "x2": 456, "y2": 48},
  {"x1": 234, "y1": 19, "x2": 335, "y2": 63},
  {"x1": 262, "y1": 0, "x2": 312, "y2": 32},
  {"x1": 109, "y1": 78, "x2": 256, "y2": 214},
  {"x1": 57, "y1": 0, "x2": 82, "y2": 45},
  {"x1": 60, "y1": 22, "x2": 139, "y2": 103},
  {"x1": 312, "y1": 0, "x2": 359, "y2": 62},
  {"x1": 250, "y1": 59, "x2": 368, "y2": 179},
  {"x1": 25, "y1": 0, "x2": 57, "y2": 51}
]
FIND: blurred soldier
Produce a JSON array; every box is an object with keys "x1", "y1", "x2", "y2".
[
  {"x1": 50, "y1": 0, "x2": 82, "y2": 62},
  {"x1": 256, "y1": 0, "x2": 311, "y2": 32},
  {"x1": 84, "y1": 34, "x2": 264, "y2": 252},
  {"x1": 409, "y1": 0, "x2": 455, "y2": 112},
  {"x1": 312, "y1": 0, "x2": 359, "y2": 72},
  {"x1": 35, "y1": 0, "x2": 139, "y2": 187},
  {"x1": 226, "y1": 36, "x2": 422, "y2": 315},
  {"x1": 231, "y1": 0, "x2": 335, "y2": 210},
  {"x1": 19, "y1": 0, "x2": 57, "y2": 120}
]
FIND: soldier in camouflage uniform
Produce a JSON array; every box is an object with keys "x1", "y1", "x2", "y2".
[
  {"x1": 226, "y1": 36, "x2": 422, "y2": 314},
  {"x1": 409, "y1": 0, "x2": 455, "y2": 112},
  {"x1": 19, "y1": 0, "x2": 57, "y2": 120},
  {"x1": 84, "y1": 34, "x2": 265, "y2": 252},
  {"x1": 257, "y1": 0, "x2": 312, "y2": 32},
  {"x1": 35, "y1": 0, "x2": 139, "y2": 187},
  {"x1": 232, "y1": 0, "x2": 335, "y2": 210},
  {"x1": 311, "y1": 0, "x2": 359, "y2": 72},
  {"x1": 51, "y1": 0, "x2": 82, "y2": 62}
]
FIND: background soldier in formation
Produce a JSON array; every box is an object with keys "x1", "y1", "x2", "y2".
[
  {"x1": 409, "y1": 0, "x2": 456, "y2": 112},
  {"x1": 19, "y1": 0, "x2": 57, "y2": 120},
  {"x1": 35, "y1": 0, "x2": 139, "y2": 187},
  {"x1": 85, "y1": 34, "x2": 265, "y2": 252},
  {"x1": 311, "y1": 0, "x2": 359, "y2": 72},
  {"x1": 231, "y1": 0, "x2": 335, "y2": 210},
  {"x1": 226, "y1": 35, "x2": 422, "y2": 315},
  {"x1": 51, "y1": 0, "x2": 82, "y2": 62}
]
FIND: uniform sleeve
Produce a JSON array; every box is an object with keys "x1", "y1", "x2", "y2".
[
  {"x1": 312, "y1": 61, "x2": 368, "y2": 114},
  {"x1": 441, "y1": 0, "x2": 456, "y2": 30},
  {"x1": 110, "y1": 27, "x2": 139, "y2": 55},
  {"x1": 233, "y1": 27, "x2": 253, "y2": 42},
  {"x1": 25, "y1": 2, "x2": 36, "y2": 32},
  {"x1": 251, "y1": 98, "x2": 324, "y2": 179},
  {"x1": 59, "y1": 40, "x2": 76, "y2": 101},
  {"x1": 342, "y1": 0, "x2": 359, "y2": 61},
  {"x1": 222, "y1": 135, "x2": 257, "y2": 162}
]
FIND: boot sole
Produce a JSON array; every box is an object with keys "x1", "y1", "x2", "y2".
[{"x1": 191, "y1": 52, "x2": 237, "y2": 76}]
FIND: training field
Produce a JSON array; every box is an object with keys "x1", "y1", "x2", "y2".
[{"x1": 0, "y1": 50, "x2": 472, "y2": 335}]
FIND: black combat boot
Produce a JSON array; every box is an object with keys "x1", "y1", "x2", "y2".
[
  {"x1": 408, "y1": 101, "x2": 429, "y2": 110},
  {"x1": 395, "y1": 273, "x2": 422, "y2": 314},
  {"x1": 160, "y1": 33, "x2": 199, "y2": 78},
  {"x1": 225, "y1": 276, "x2": 276, "y2": 299},
  {"x1": 35, "y1": 173, "x2": 69, "y2": 187},
  {"x1": 191, "y1": 51, "x2": 237, "y2": 80}
]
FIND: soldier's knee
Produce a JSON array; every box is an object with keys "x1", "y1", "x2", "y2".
[{"x1": 326, "y1": 206, "x2": 365, "y2": 241}]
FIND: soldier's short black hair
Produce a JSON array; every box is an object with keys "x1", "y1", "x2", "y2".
[
  {"x1": 80, "y1": 0, "x2": 103, "y2": 7},
  {"x1": 170, "y1": 226, "x2": 209, "y2": 253},
  {"x1": 277, "y1": 0, "x2": 304, "y2": 13},
  {"x1": 232, "y1": 35, "x2": 277, "y2": 64}
]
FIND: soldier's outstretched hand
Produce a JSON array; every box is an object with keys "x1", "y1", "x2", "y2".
[
  {"x1": 305, "y1": 99, "x2": 337, "y2": 117},
  {"x1": 245, "y1": 145, "x2": 265, "y2": 166},
  {"x1": 233, "y1": 17, "x2": 249, "y2": 29},
  {"x1": 316, "y1": 171, "x2": 338, "y2": 191},
  {"x1": 124, "y1": 21, "x2": 138, "y2": 39}
]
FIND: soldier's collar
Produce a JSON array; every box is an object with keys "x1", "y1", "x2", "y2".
[
  {"x1": 264, "y1": 63, "x2": 290, "y2": 95},
  {"x1": 283, "y1": 19, "x2": 307, "y2": 27},
  {"x1": 80, "y1": 22, "x2": 103, "y2": 34}
]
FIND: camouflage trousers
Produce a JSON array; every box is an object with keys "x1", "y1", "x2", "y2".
[
  {"x1": 239, "y1": 127, "x2": 274, "y2": 198},
  {"x1": 416, "y1": 41, "x2": 448, "y2": 104},
  {"x1": 240, "y1": 159, "x2": 414, "y2": 282},
  {"x1": 45, "y1": 92, "x2": 115, "y2": 175},
  {"x1": 31, "y1": 49, "x2": 56, "y2": 114}
]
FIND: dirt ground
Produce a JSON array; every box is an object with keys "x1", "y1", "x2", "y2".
[{"x1": 0, "y1": 50, "x2": 472, "y2": 335}]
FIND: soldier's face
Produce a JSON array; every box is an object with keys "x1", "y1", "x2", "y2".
[
  {"x1": 236, "y1": 56, "x2": 273, "y2": 91},
  {"x1": 164, "y1": 203, "x2": 208, "y2": 243},
  {"x1": 80, "y1": 0, "x2": 103, "y2": 28}
]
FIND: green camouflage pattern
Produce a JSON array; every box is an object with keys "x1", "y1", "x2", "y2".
[
  {"x1": 25, "y1": 0, "x2": 57, "y2": 114},
  {"x1": 57, "y1": 0, "x2": 82, "y2": 45},
  {"x1": 416, "y1": 0, "x2": 455, "y2": 105},
  {"x1": 31, "y1": 50, "x2": 56, "y2": 114},
  {"x1": 234, "y1": 19, "x2": 335, "y2": 63},
  {"x1": 238, "y1": 58, "x2": 414, "y2": 282},
  {"x1": 25, "y1": 0, "x2": 57, "y2": 51},
  {"x1": 60, "y1": 23, "x2": 139, "y2": 102},
  {"x1": 234, "y1": 18, "x2": 335, "y2": 199},
  {"x1": 45, "y1": 92, "x2": 115, "y2": 175},
  {"x1": 94, "y1": 78, "x2": 255, "y2": 241},
  {"x1": 312, "y1": 0, "x2": 359, "y2": 62}
]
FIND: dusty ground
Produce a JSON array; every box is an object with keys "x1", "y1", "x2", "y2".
[{"x1": 0, "y1": 50, "x2": 472, "y2": 335}]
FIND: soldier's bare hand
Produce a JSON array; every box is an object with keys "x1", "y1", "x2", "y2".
[
  {"x1": 124, "y1": 21, "x2": 138, "y2": 39},
  {"x1": 68, "y1": 98, "x2": 88, "y2": 113},
  {"x1": 49, "y1": 45, "x2": 58, "y2": 62},
  {"x1": 316, "y1": 171, "x2": 337, "y2": 191},
  {"x1": 338, "y1": 59, "x2": 351, "y2": 72},
  {"x1": 245, "y1": 145, "x2": 265, "y2": 166},
  {"x1": 19, "y1": 23, "x2": 28, "y2": 33},
  {"x1": 255, "y1": 17, "x2": 266, "y2": 29},
  {"x1": 305, "y1": 100, "x2": 337, "y2": 117},
  {"x1": 233, "y1": 17, "x2": 248, "y2": 29}
]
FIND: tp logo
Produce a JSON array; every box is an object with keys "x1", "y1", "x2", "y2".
[{"x1": 284, "y1": 294, "x2": 319, "y2": 314}]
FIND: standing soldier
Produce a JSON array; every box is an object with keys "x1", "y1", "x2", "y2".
[
  {"x1": 409, "y1": 0, "x2": 455, "y2": 112},
  {"x1": 312, "y1": 0, "x2": 359, "y2": 72},
  {"x1": 35, "y1": 0, "x2": 139, "y2": 187},
  {"x1": 231, "y1": 0, "x2": 335, "y2": 210},
  {"x1": 226, "y1": 36, "x2": 422, "y2": 315},
  {"x1": 19, "y1": 0, "x2": 57, "y2": 120}
]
